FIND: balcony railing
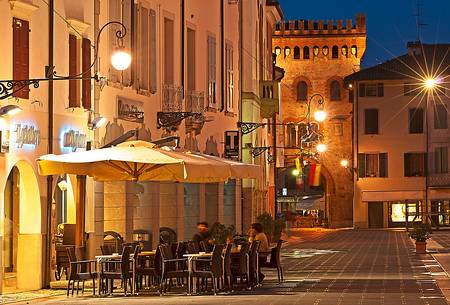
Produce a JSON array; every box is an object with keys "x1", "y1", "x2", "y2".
[
  {"x1": 162, "y1": 84, "x2": 183, "y2": 112},
  {"x1": 260, "y1": 80, "x2": 279, "y2": 118},
  {"x1": 185, "y1": 90, "x2": 205, "y2": 113}
]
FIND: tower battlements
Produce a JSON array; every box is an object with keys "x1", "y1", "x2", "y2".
[{"x1": 274, "y1": 13, "x2": 366, "y2": 36}]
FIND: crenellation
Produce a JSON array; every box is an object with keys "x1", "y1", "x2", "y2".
[{"x1": 274, "y1": 14, "x2": 366, "y2": 36}]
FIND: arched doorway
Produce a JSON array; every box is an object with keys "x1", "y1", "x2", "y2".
[
  {"x1": 277, "y1": 161, "x2": 335, "y2": 227},
  {"x1": 2, "y1": 161, "x2": 42, "y2": 292}
]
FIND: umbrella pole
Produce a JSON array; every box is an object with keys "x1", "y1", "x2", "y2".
[{"x1": 75, "y1": 175, "x2": 86, "y2": 247}]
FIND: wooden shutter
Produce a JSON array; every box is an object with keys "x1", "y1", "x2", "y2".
[
  {"x1": 358, "y1": 153, "x2": 366, "y2": 178},
  {"x1": 139, "y1": 6, "x2": 149, "y2": 91},
  {"x1": 149, "y1": 9, "x2": 157, "y2": 93},
  {"x1": 122, "y1": 0, "x2": 132, "y2": 86},
  {"x1": 377, "y1": 83, "x2": 384, "y2": 97},
  {"x1": 68, "y1": 34, "x2": 80, "y2": 108},
  {"x1": 379, "y1": 153, "x2": 388, "y2": 177},
  {"x1": 108, "y1": 0, "x2": 121, "y2": 83},
  {"x1": 364, "y1": 109, "x2": 378, "y2": 134},
  {"x1": 359, "y1": 83, "x2": 366, "y2": 97},
  {"x1": 12, "y1": 18, "x2": 29, "y2": 99},
  {"x1": 82, "y1": 38, "x2": 91, "y2": 110},
  {"x1": 404, "y1": 153, "x2": 411, "y2": 176}
]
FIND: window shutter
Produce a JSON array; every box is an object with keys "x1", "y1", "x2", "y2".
[
  {"x1": 379, "y1": 153, "x2": 388, "y2": 177},
  {"x1": 358, "y1": 153, "x2": 366, "y2": 178},
  {"x1": 139, "y1": 6, "x2": 149, "y2": 91},
  {"x1": 68, "y1": 34, "x2": 80, "y2": 108},
  {"x1": 122, "y1": 0, "x2": 132, "y2": 86},
  {"x1": 364, "y1": 109, "x2": 378, "y2": 134},
  {"x1": 442, "y1": 148, "x2": 448, "y2": 173},
  {"x1": 82, "y1": 38, "x2": 92, "y2": 110},
  {"x1": 359, "y1": 83, "x2": 366, "y2": 97},
  {"x1": 377, "y1": 83, "x2": 384, "y2": 97},
  {"x1": 13, "y1": 18, "x2": 29, "y2": 99},
  {"x1": 404, "y1": 153, "x2": 410, "y2": 177},
  {"x1": 109, "y1": 0, "x2": 121, "y2": 83},
  {"x1": 149, "y1": 9, "x2": 157, "y2": 93}
]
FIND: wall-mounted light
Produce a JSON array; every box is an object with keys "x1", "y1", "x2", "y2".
[
  {"x1": 88, "y1": 116, "x2": 108, "y2": 130},
  {"x1": 111, "y1": 47, "x2": 132, "y2": 71},
  {"x1": 0, "y1": 105, "x2": 22, "y2": 117},
  {"x1": 313, "y1": 109, "x2": 327, "y2": 122},
  {"x1": 340, "y1": 159, "x2": 349, "y2": 168},
  {"x1": 316, "y1": 143, "x2": 327, "y2": 153}
]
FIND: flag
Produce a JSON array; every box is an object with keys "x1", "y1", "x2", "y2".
[{"x1": 308, "y1": 163, "x2": 321, "y2": 186}]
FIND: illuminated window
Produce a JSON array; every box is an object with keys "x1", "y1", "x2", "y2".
[
  {"x1": 351, "y1": 45, "x2": 357, "y2": 57},
  {"x1": 342, "y1": 45, "x2": 348, "y2": 57},
  {"x1": 322, "y1": 46, "x2": 329, "y2": 56},
  {"x1": 313, "y1": 46, "x2": 319, "y2": 57}
]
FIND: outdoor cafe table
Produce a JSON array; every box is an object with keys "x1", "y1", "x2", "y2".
[{"x1": 183, "y1": 252, "x2": 212, "y2": 295}]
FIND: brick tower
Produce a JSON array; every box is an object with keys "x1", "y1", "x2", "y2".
[{"x1": 272, "y1": 14, "x2": 367, "y2": 227}]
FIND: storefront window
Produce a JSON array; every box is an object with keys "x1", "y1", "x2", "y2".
[{"x1": 389, "y1": 201, "x2": 422, "y2": 227}]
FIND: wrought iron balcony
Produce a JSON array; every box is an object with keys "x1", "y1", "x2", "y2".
[{"x1": 260, "y1": 80, "x2": 279, "y2": 118}]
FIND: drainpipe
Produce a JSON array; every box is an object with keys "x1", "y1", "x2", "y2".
[
  {"x1": 238, "y1": 0, "x2": 243, "y2": 233},
  {"x1": 354, "y1": 81, "x2": 359, "y2": 229},
  {"x1": 220, "y1": 0, "x2": 225, "y2": 112},
  {"x1": 181, "y1": 0, "x2": 185, "y2": 96},
  {"x1": 44, "y1": 0, "x2": 54, "y2": 287}
]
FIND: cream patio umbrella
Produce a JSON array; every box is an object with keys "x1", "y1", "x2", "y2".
[{"x1": 37, "y1": 141, "x2": 187, "y2": 181}]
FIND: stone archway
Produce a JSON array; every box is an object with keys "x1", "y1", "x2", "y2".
[{"x1": 2, "y1": 160, "x2": 42, "y2": 291}]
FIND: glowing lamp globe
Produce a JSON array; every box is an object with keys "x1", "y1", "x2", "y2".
[
  {"x1": 316, "y1": 143, "x2": 327, "y2": 153},
  {"x1": 292, "y1": 169, "x2": 300, "y2": 176},
  {"x1": 340, "y1": 159, "x2": 349, "y2": 168},
  {"x1": 425, "y1": 78, "x2": 437, "y2": 89},
  {"x1": 314, "y1": 110, "x2": 327, "y2": 122},
  {"x1": 111, "y1": 48, "x2": 131, "y2": 71}
]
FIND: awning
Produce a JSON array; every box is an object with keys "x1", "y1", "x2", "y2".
[{"x1": 361, "y1": 190, "x2": 425, "y2": 201}]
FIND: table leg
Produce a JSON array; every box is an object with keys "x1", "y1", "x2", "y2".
[{"x1": 188, "y1": 257, "x2": 192, "y2": 295}]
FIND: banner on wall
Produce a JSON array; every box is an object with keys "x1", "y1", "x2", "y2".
[{"x1": 117, "y1": 96, "x2": 144, "y2": 123}]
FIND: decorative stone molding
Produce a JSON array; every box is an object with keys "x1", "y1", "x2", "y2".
[
  {"x1": 9, "y1": 0, "x2": 39, "y2": 21},
  {"x1": 66, "y1": 18, "x2": 90, "y2": 37}
]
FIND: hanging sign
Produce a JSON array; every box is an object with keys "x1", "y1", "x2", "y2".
[
  {"x1": 63, "y1": 130, "x2": 87, "y2": 152},
  {"x1": 14, "y1": 124, "x2": 40, "y2": 148},
  {"x1": 224, "y1": 130, "x2": 239, "y2": 159}
]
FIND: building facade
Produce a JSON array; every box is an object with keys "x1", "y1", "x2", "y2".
[
  {"x1": 272, "y1": 15, "x2": 366, "y2": 227},
  {"x1": 0, "y1": 0, "x2": 282, "y2": 293},
  {"x1": 346, "y1": 43, "x2": 450, "y2": 229}
]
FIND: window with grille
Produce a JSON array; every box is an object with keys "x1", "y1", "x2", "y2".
[
  {"x1": 434, "y1": 147, "x2": 448, "y2": 174},
  {"x1": 359, "y1": 83, "x2": 384, "y2": 97},
  {"x1": 226, "y1": 43, "x2": 234, "y2": 112}
]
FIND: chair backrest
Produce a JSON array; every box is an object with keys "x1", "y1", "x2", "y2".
[
  {"x1": 120, "y1": 246, "x2": 132, "y2": 276},
  {"x1": 249, "y1": 240, "x2": 261, "y2": 272},
  {"x1": 133, "y1": 244, "x2": 141, "y2": 264},
  {"x1": 210, "y1": 244, "x2": 224, "y2": 277},
  {"x1": 223, "y1": 243, "x2": 233, "y2": 276},
  {"x1": 238, "y1": 242, "x2": 250, "y2": 272},
  {"x1": 100, "y1": 244, "x2": 113, "y2": 255},
  {"x1": 175, "y1": 242, "x2": 186, "y2": 259},
  {"x1": 187, "y1": 241, "x2": 200, "y2": 254},
  {"x1": 270, "y1": 239, "x2": 283, "y2": 267},
  {"x1": 66, "y1": 246, "x2": 77, "y2": 278},
  {"x1": 199, "y1": 240, "x2": 209, "y2": 253},
  {"x1": 154, "y1": 246, "x2": 162, "y2": 275},
  {"x1": 159, "y1": 244, "x2": 176, "y2": 272}
]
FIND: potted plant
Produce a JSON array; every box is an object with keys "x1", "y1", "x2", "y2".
[
  {"x1": 257, "y1": 212, "x2": 275, "y2": 241},
  {"x1": 409, "y1": 223, "x2": 432, "y2": 254},
  {"x1": 210, "y1": 222, "x2": 235, "y2": 244}
]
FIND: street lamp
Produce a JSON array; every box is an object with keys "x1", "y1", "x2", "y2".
[
  {"x1": 340, "y1": 159, "x2": 349, "y2": 168},
  {"x1": 0, "y1": 21, "x2": 130, "y2": 100},
  {"x1": 316, "y1": 143, "x2": 327, "y2": 153},
  {"x1": 88, "y1": 116, "x2": 108, "y2": 130},
  {"x1": 314, "y1": 109, "x2": 327, "y2": 122},
  {"x1": 424, "y1": 78, "x2": 437, "y2": 89}
]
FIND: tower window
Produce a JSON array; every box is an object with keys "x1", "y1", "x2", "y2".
[
  {"x1": 330, "y1": 80, "x2": 341, "y2": 101},
  {"x1": 342, "y1": 45, "x2": 348, "y2": 57},
  {"x1": 351, "y1": 45, "x2": 358, "y2": 57},
  {"x1": 313, "y1": 46, "x2": 319, "y2": 57},
  {"x1": 322, "y1": 46, "x2": 329, "y2": 56},
  {"x1": 297, "y1": 81, "x2": 308, "y2": 101},
  {"x1": 332, "y1": 46, "x2": 339, "y2": 59},
  {"x1": 303, "y1": 46, "x2": 310, "y2": 59},
  {"x1": 294, "y1": 46, "x2": 300, "y2": 59}
]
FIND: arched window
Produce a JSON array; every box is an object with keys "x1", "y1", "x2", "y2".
[
  {"x1": 313, "y1": 46, "x2": 319, "y2": 57},
  {"x1": 332, "y1": 46, "x2": 339, "y2": 59},
  {"x1": 274, "y1": 46, "x2": 281, "y2": 57},
  {"x1": 284, "y1": 46, "x2": 291, "y2": 58},
  {"x1": 287, "y1": 124, "x2": 297, "y2": 147},
  {"x1": 303, "y1": 46, "x2": 310, "y2": 59},
  {"x1": 330, "y1": 80, "x2": 341, "y2": 101},
  {"x1": 351, "y1": 45, "x2": 358, "y2": 57},
  {"x1": 322, "y1": 46, "x2": 329, "y2": 56},
  {"x1": 342, "y1": 45, "x2": 348, "y2": 57},
  {"x1": 297, "y1": 81, "x2": 308, "y2": 101},
  {"x1": 294, "y1": 46, "x2": 300, "y2": 59}
]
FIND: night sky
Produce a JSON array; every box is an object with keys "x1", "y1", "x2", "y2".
[{"x1": 278, "y1": 0, "x2": 450, "y2": 68}]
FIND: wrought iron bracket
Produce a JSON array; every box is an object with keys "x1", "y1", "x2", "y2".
[
  {"x1": 238, "y1": 122, "x2": 266, "y2": 135},
  {"x1": 250, "y1": 146, "x2": 270, "y2": 158},
  {"x1": 157, "y1": 112, "x2": 203, "y2": 129}
]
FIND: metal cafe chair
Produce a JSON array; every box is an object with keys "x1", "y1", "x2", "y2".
[
  {"x1": 191, "y1": 244, "x2": 225, "y2": 295},
  {"x1": 99, "y1": 246, "x2": 133, "y2": 296},
  {"x1": 260, "y1": 239, "x2": 284, "y2": 283},
  {"x1": 159, "y1": 244, "x2": 189, "y2": 295},
  {"x1": 230, "y1": 242, "x2": 250, "y2": 289},
  {"x1": 66, "y1": 247, "x2": 97, "y2": 296}
]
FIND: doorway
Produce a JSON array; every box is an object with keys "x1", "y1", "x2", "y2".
[
  {"x1": 368, "y1": 201, "x2": 384, "y2": 228},
  {"x1": 3, "y1": 167, "x2": 20, "y2": 289}
]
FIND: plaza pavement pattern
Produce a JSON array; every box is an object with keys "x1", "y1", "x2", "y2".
[{"x1": 9, "y1": 229, "x2": 450, "y2": 305}]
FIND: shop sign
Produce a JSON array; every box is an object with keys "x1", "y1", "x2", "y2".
[
  {"x1": 14, "y1": 124, "x2": 40, "y2": 148},
  {"x1": 63, "y1": 130, "x2": 87, "y2": 152},
  {"x1": 0, "y1": 130, "x2": 10, "y2": 153},
  {"x1": 224, "y1": 130, "x2": 239, "y2": 159},
  {"x1": 117, "y1": 96, "x2": 144, "y2": 123}
]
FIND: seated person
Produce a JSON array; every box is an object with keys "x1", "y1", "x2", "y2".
[
  {"x1": 192, "y1": 221, "x2": 214, "y2": 251},
  {"x1": 248, "y1": 222, "x2": 269, "y2": 283}
]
